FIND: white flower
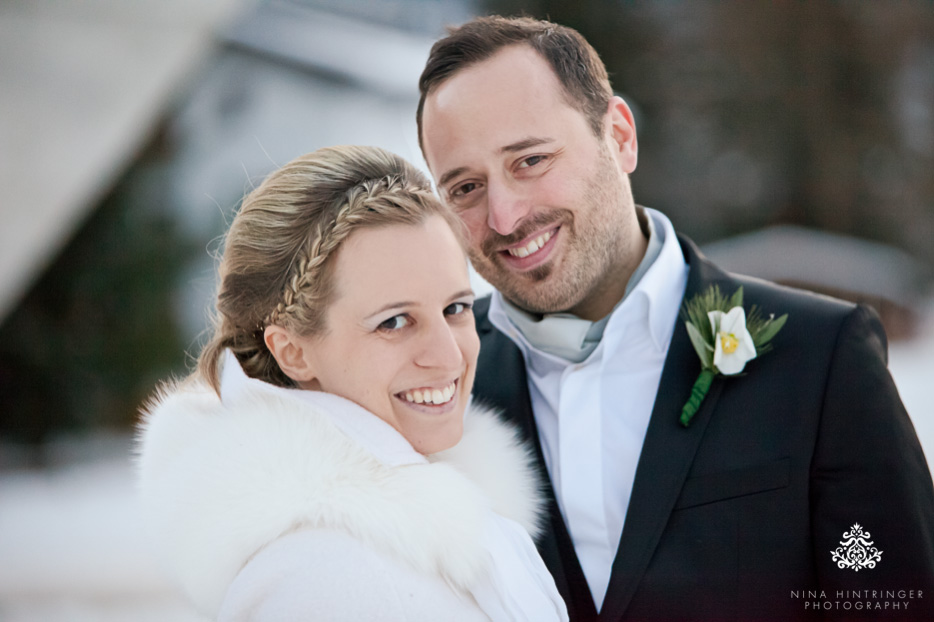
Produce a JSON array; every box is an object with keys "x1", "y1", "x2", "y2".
[{"x1": 708, "y1": 307, "x2": 757, "y2": 375}]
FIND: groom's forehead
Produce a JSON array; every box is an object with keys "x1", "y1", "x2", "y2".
[
  {"x1": 441, "y1": 45, "x2": 557, "y2": 96},
  {"x1": 422, "y1": 45, "x2": 567, "y2": 127},
  {"x1": 422, "y1": 47, "x2": 570, "y2": 141}
]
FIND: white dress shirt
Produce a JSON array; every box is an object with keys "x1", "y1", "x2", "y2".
[{"x1": 488, "y1": 208, "x2": 689, "y2": 611}]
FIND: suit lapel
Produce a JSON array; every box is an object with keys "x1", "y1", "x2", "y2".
[
  {"x1": 600, "y1": 237, "x2": 732, "y2": 620},
  {"x1": 473, "y1": 303, "x2": 598, "y2": 621}
]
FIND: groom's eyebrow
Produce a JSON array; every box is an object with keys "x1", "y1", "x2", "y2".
[
  {"x1": 500, "y1": 136, "x2": 554, "y2": 153},
  {"x1": 438, "y1": 166, "x2": 469, "y2": 189}
]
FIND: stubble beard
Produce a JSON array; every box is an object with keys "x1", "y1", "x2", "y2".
[{"x1": 469, "y1": 147, "x2": 630, "y2": 316}]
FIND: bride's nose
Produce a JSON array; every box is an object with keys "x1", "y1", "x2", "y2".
[{"x1": 413, "y1": 316, "x2": 463, "y2": 370}]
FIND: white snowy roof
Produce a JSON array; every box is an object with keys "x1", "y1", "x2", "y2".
[{"x1": 0, "y1": 0, "x2": 245, "y2": 321}]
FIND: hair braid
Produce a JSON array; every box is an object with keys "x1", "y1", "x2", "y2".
[{"x1": 266, "y1": 175, "x2": 439, "y2": 328}]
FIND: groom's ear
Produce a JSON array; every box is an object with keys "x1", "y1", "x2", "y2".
[
  {"x1": 605, "y1": 95, "x2": 638, "y2": 174},
  {"x1": 264, "y1": 325, "x2": 317, "y2": 384}
]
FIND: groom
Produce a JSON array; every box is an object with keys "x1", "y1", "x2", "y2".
[{"x1": 416, "y1": 15, "x2": 934, "y2": 621}]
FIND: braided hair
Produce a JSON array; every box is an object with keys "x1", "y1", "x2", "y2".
[{"x1": 197, "y1": 145, "x2": 461, "y2": 393}]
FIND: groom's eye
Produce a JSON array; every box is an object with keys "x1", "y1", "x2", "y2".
[
  {"x1": 518, "y1": 154, "x2": 546, "y2": 168},
  {"x1": 451, "y1": 182, "x2": 478, "y2": 197}
]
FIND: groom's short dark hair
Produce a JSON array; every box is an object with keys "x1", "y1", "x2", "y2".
[{"x1": 416, "y1": 15, "x2": 613, "y2": 148}]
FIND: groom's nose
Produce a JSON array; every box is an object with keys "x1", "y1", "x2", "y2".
[{"x1": 486, "y1": 181, "x2": 531, "y2": 236}]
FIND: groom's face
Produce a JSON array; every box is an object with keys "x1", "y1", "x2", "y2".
[{"x1": 421, "y1": 45, "x2": 638, "y2": 318}]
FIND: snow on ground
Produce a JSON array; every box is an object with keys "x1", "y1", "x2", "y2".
[
  {"x1": 1, "y1": 308, "x2": 932, "y2": 622},
  {"x1": 0, "y1": 433, "x2": 209, "y2": 622},
  {"x1": 888, "y1": 299, "x2": 934, "y2": 466}
]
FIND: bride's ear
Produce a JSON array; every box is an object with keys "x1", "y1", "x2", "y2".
[{"x1": 264, "y1": 325, "x2": 317, "y2": 384}]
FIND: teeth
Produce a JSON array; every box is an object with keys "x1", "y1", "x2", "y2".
[
  {"x1": 402, "y1": 381, "x2": 456, "y2": 405},
  {"x1": 508, "y1": 230, "x2": 552, "y2": 258}
]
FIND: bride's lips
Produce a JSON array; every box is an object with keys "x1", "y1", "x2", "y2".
[
  {"x1": 498, "y1": 226, "x2": 559, "y2": 270},
  {"x1": 395, "y1": 379, "x2": 460, "y2": 415}
]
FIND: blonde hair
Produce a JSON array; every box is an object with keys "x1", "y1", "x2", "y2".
[{"x1": 197, "y1": 145, "x2": 462, "y2": 393}]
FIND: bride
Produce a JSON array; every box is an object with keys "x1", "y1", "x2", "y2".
[{"x1": 136, "y1": 145, "x2": 568, "y2": 621}]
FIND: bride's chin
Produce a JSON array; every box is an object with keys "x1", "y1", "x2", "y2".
[{"x1": 427, "y1": 418, "x2": 466, "y2": 454}]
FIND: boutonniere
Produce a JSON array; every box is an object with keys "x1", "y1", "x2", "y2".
[{"x1": 680, "y1": 285, "x2": 787, "y2": 427}]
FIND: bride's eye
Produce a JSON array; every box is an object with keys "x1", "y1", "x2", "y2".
[
  {"x1": 377, "y1": 315, "x2": 410, "y2": 332},
  {"x1": 444, "y1": 301, "x2": 473, "y2": 316}
]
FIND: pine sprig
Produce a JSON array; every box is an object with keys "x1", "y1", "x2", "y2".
[{"x1": 747, "y1": 307, "x2": 788, "y2": 354}]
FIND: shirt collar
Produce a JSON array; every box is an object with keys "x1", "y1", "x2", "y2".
[
  {"x1": 219, "y1": 350, "x2": 426, "y2": 467},
  {"x1": 622, "y1": 207, "x2": 688, "y2": 352}
]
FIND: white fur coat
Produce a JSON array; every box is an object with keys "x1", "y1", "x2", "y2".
[{"x1": 136, "y1": 370, "x2": 556, "y2": 620}]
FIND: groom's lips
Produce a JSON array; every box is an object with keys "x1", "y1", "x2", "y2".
[{"x1": 498, "y1": 226, "x2": 560, "y2": 270}]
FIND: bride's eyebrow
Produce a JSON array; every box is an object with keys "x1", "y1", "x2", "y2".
[
  {"x1": 365, "y1": 301, "x2": 416, "y2": 321},
  {"x1": 447, "y1": 289, "x2": 475, "y2": 302},
  {"x1": 438, "y1": 166, "x2": 470, "y2": 189}
]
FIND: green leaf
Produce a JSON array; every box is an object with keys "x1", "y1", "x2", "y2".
[
  {"x1": 729, "y1": 286, "x2": 744, "y2": 309},
  {"x1": 686, "y1": 321, "x2": 713, "y2": 369},
  {"x1": 692, "y1": 309, "x2": 714, "y2": 344}
]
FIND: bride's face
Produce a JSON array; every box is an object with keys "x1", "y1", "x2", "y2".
[{"x1": 295, "y1": 215, "x2": 479, "y2": 454}]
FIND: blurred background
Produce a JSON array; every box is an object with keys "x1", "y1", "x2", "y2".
[{"x1": 1, "y1": 0, "x2": 932, "y2": 619}]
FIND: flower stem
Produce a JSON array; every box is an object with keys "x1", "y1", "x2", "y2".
[{"x1": 680, "y1": 369, "x2": 716, "y2": 427}]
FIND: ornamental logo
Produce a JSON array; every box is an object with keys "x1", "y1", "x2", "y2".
[{"x1": 831, "y1": 523, "x2": 882, "y2": 571}]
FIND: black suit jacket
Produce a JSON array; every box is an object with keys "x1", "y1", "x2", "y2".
[{"x1": 472, "y1": 235, "x2": 934, "y2": 621}]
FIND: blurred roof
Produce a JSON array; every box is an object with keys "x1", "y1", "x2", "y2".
[
  {"x1": 702, "y1": 225, "x2": 930, "y2": 309},
  {"x1": 223, "y1": 0, "x2": 434, "y2": 98},
  {"x1": 0, "y1": 0, "x2": 247, "y2": 321},
  {"x1": 0, "y1": 0, "x2": 469, "y2": 323}
]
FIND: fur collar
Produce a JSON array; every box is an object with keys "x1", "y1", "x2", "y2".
[{"x1": 136, "y1": 377, "x2": 544, "y2": 616}]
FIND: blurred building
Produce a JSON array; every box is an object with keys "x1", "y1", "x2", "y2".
[{"x1": 0, "y1": 0, "x2": 475, "y2": 451}]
